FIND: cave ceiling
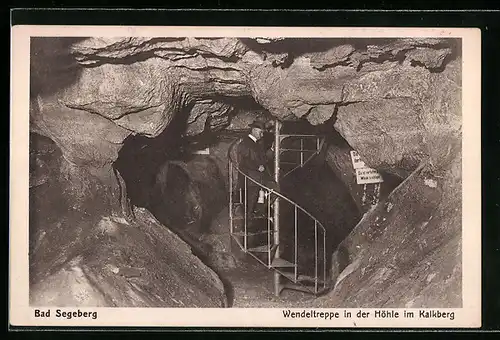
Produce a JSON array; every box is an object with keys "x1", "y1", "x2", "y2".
[{"x1": 30, "y1": 36, "x2": 460, "y2": 173}]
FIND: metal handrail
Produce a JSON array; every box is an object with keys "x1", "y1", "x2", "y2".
[
  {"x1": 279, "y1": 135, "x2": 325, "y2": 179},
  {"x1": 228, "y1": 137, "x2": 329, "y2": 295}
]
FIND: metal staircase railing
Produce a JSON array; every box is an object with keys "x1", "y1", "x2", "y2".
[{"x1": 228, "y1": 135, "x2": 330, "y2": 296}]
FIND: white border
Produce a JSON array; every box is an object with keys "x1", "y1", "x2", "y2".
[{"x1": 10, "y1": 26, "x2": 481, "y2": 328}]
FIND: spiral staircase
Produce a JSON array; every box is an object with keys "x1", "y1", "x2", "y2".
[{"x1": 228, "y1": 122, "x2": 331, "y2": 296}]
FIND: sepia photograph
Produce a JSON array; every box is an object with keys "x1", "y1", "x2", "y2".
[{"x1": 10, "y1": 25, "x2": 481, "y2": 327}]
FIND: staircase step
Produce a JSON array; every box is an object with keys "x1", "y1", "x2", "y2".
[
  {"x1": 271, "y1": 258, "x2": 296, "y2": 268},
  {"x1": 280, "y1": 271, "x2": 298, "y2": 282},
  {"x1": 233, "y1": 216, "x2": 273, "y2": 221},
  {"x1": 248, "y1": 244, "x2": 277, "y2": 253}
]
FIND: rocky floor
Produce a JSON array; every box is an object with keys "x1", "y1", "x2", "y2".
[{"x1": 218, "y1": 255, "x2": 321, "y2": 308}]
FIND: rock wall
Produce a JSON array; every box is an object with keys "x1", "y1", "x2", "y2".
[
  {"x1": 30, "y1": 206, "x2": 227, "y2": 307},
  {"x1": 31, "y1": 37, "x2": 460, "y2": 206},
  {"x1": 148, "y1": 155, "x2": 227, "y2": 236},
  {"x1": 318, "y1": 54, "x2": 462, "y2": 308},
  {"x1": 320, "y1": 144, "x2": 462, "y2": 308}
]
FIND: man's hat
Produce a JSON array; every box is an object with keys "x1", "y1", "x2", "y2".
[{"x1": 249, "y1": 119, "x2": 266, "y2": 130}]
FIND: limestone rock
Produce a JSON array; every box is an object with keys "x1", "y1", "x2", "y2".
[
  {"x1": 360, "y1": 38, "x2": 449, "y2": 65},
  {"x1": 406, "y1": 47, "x2": 452, "y2": 69},
  {"x1": 36, "y1": 37, "x2": 458, "y2": 145},
  {"x1": 30, "y1": 256, "x2": 111, "y2": 307},
  {"x1": 71, "y1": 37, "x2": 249, "y2": 65},
  {"x1": 33, "y1": 36, "x2": 458, "y2": 156},
  {"x1": 60, "y1": 58, "x2": 181, "y2": 138},
  {"x1": 185, "y1": 105, "x2": 209, "y2": 137},
  {"x1": 306, "y1": 44, "x2": 355, "y2": 70},
  {"x1": 249, "y1": 58, "x2": 346, "y2": 121},
  {"x1": 177, "y1": 67, "x2": 250, "y2": 99},
  {"x1": 249, "y1": 38, "x2": 456, "y2": 125},
  {"x1": 342, "y1": 64, "x2": 431, "y2": 103},
  {"x1": 334, "y1": 57, "x2": 461, "y2": 176},
  {"x1": 29, "y1": 134, "x2": 59, "y2": 188},
  {"x1": 421, "y1": 58, "x2": 462, "y2": 170},
  {"x1": 205, "y1": 103, "x2": 234, "y2": 132},
  {"x1": 226, "y1": 108, "x2": 271, "y2": 131},
  {"x1": 61, "y1": 59, "x2": 170, "y2": 119},
  {"x1": 28, "y1": 36, "x2": 463, "y2": 309},
  {"x1": 29, "y1": 156, "x2": 50, "y2": 188},
  {"x1": 334, "y1": 97, "x2": 428, "y2": 174},
  {"x1": 206, "y1": 251, "x2": 238, "y2": 270},
  {"x1": 148, "y1": 156, "x2": 227, "y2": 236},
  {"x1": 185, "y1": 100, "x2": 234, "y2": 136},
  {"x1": 264, "y1": 52, "x2": 290, "y2": 67},
  {"x1": 31, "y1": 95, "x2": 131, "y2": 168}
]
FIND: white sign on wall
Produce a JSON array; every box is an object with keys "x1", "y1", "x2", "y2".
[{"x1": 350, "y1": 150, "x2": 384, "y2": 185}]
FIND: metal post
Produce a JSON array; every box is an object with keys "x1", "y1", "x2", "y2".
[
  {"x1": 244, "y1": 176, "x2": 247, "y2": 251},
  {"x1": 267, "y1": 191, "x2": 271, "y2": 267},
  {"x1": 300, "y1": 138, "x2": 304, "y2": 166},
  {"x1": 314, "y1": 221, "x2": 318, "y2": 294},
  {"x1": 323, "y1": 230, "x2": 326, "y2": 289},
  {"x1": 229, "y1": 161, "x2": 233, "y2": 254},
  {"x1": 273, "y1": 119, "x2": 281, "y2": 296}
]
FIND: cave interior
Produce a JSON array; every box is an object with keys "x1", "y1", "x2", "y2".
[{"x1": 28, "y1": 36, "x2": 462, "y2": 308}]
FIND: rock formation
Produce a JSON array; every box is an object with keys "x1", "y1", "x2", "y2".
[{"x1": 29, "y1": 36, "x2": 461, "y2": 307}]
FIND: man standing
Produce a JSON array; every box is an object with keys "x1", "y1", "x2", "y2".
[{"x1": 236, "y1": 119, "x2": 278, "y2": 220}]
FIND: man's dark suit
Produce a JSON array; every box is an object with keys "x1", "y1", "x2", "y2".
[{"x1": 236, "y1": 135, "x2": 278, "y2": 216}]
